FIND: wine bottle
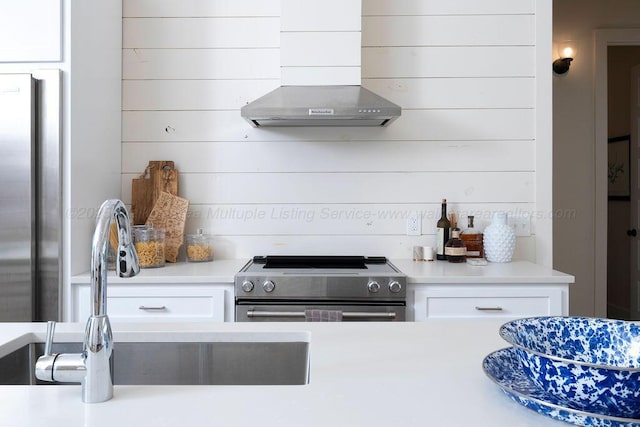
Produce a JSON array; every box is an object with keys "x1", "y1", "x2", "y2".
[{"x1": 436, "y1": 199, "x2": 451, "y2": 260}]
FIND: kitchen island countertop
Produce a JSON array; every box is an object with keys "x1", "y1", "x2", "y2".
[{"x1": 0, "y1": 321, "x2": 570, "y2": 427}]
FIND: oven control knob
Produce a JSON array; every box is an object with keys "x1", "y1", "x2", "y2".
[
  {"x1": 241, "y1": 280, "x2": 254, "y2": 293},
  {"x1": 262, "y1": 280, "x2": 276, "y2": 293},
  {"x1": 389, "y1": 281, "x2": 402, "y2": 293},
  {"x1": 367, "y1": 281, "x2": 380, "y2": 293}
]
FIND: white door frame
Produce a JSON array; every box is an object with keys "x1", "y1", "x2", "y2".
[{"x1": 594, "y1": 29, "x2": 640, "y2": 317}]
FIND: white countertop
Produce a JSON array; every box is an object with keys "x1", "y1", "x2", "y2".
[
  {"x1": 389, "y1": 259, "x2": 575, "y2": 284},
  {"x1": 0, "y1": 321, "x2": 566, "y2": 427},
  {"x1": 71, "y1": 259, "x2": 574, "y2": 285},
  {"x1": 71, "y1": 259, "x2": 248, "y2": 284}
]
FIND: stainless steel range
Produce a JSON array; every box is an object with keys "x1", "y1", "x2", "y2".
[{"x1": 235, "y1": 256, "x2": 406, "y2": 322}]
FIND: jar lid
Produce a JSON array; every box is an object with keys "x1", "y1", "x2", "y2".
[
  {"x1": 187, "y1": 228, "x2": 211, "y2": 242},
  {"x1": 187, "y1": 228, "x2": 211, "y2": 237},
  {"x1": 135, "y1": 225, "x2": 165, "y2": 239}
]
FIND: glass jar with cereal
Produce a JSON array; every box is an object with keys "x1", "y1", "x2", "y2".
[
  {"x1": 133, "y1": 225, "x2": 165, "y2": 268},
  {"x1": 186, "y1": 228, "x2": 214, "y2": 263}
]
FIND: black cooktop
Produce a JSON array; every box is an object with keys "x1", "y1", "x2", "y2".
[{"x1": 252, "y1": 255, "x2": 388, "y2": 269}]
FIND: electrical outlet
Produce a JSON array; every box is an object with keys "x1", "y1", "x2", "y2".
[
  {"x1": 509, "y1": 213, "x2": 531, "y2": 237},
  {"x1": 406, "y1": 211, "x2": 421, "y2": 236}
]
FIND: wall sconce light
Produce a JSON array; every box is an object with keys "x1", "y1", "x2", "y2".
[{"x1": 553, "y1": 42, "x2": 576, "y2": 75}]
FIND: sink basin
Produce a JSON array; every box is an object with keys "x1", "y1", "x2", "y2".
[{"x1": 0, "y1": 332, "x2": 310, "y2": 386}]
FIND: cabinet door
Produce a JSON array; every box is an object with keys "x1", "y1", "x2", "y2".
[
  {"x1": 0, "y1": 0, "x2": 62, "y2": 62},
  {"x1": 413, "y1": 285, "x2": 564, "y2": 321},
  {"x1": 73, "y1": 285, "x2": 229, "y2": 322}
]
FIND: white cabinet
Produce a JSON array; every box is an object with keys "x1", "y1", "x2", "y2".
[
  {"x1": 0, "y1": 0, "x2": 62, "y2": 62},
  {"x1": 72, "y1": 284, "x2": 233, "y2": 323},
  {"x1": 411, "y1": 283, "x2": 568, "y2": 321}
]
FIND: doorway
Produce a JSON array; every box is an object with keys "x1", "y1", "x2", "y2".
[
  {"x1": 606, "y1": 47, "x2": 640, "y2": 319},
  {"x1": 595, "y1": 31, "x2": 640, "y2": 320}
]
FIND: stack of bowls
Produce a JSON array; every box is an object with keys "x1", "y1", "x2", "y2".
[{"x1": 498, "y1": 316, "x2": 640, "y2": 419}]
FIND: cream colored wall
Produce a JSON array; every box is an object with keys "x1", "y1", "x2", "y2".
[{"x1": 553, "y1": 0, "x2": 640, "y2": 316}]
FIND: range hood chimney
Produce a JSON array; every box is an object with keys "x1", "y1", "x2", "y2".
[{"x1": 241, "y1": 0, "x2": 401, "y2": 127}]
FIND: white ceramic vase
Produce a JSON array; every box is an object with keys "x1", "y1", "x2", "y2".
[{"x1": 483, "y1": 212, "x2": 516, "y2": 262}]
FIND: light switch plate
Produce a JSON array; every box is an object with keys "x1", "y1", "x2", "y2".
[{"x1": 509, "y1": 213, "x2": 531, "y2": 237}]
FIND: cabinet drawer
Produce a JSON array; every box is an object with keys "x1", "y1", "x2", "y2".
[
  {"x1": 414, "y1": 285, "x2": 563, "y2": 321},
  {"x1": 108, "y1": 293, "x2": 223, "y2": 321},
  {"x1": 74, "y1": 286, "x2": 227, "y2": 322}
]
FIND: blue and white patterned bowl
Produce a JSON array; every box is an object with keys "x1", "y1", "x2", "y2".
[
  {"x1": 483, "y1": 347, "x2": 640, "y2": 427},
  {"x1": 499, "y1": 316, "x2": 640, "y2": 418}
]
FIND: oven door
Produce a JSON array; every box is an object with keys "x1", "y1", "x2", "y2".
[{"x1": 235, "y1": 301, "x2": 405, "y2": 322}]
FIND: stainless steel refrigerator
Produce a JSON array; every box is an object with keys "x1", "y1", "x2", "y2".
[{"x1": 0, "y1": 70, "x2": 61, "y2": 321}]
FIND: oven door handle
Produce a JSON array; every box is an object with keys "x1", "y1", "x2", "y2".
[{"x1": 246, "y1": 310, "x2": 396, "y2": 320}]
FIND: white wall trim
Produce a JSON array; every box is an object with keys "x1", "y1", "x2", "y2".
[
  {"x1": 594, "y1": 28, "x2": 640, "y2": 317},
  {"x1": 535, "y1": 0, "x2": 553, "y2": 267}
]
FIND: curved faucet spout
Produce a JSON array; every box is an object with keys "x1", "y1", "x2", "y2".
[
  {"x1": 91, "y1": 199, "x2": 140, "y2": 317},
  {"x1": 36, "y1": 199, "x2": 140, "y2": 403}
]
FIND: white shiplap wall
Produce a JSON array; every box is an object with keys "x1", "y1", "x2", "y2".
[{"x1": 121, "y1": 0, "x2": 549, "y2": 261}]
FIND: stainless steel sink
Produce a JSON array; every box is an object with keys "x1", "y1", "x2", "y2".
[{"x1": 0, "y1": 334, "x2": 310, "y2": 386}]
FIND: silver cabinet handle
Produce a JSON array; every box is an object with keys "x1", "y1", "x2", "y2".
[
  {"x1": 475, "y1": 306, "x2": 503, "y2": 311},
  {"x1": 341, "y1": 312, "x2": 396, "y2": 319},
  {"x1": 138, "y1": 305, "x2": 167, "y2": 311},
  {"x1": 246, "y1": 310, "x2": 396, "y2": 320}
]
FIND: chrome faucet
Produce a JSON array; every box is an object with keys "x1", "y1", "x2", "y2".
[{"x1": 35, "y1": 199, "x2": 140, "y2": 403}]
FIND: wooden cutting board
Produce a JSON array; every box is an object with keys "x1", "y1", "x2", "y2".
[
  {"x1": 131, "y1": 161, "x2": 178, "y2": 225},
  {"x1": 146, "y1": 191, "x2": 190, "y2": 263}
]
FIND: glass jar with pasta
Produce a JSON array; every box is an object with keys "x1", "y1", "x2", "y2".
[
  {"x1": 133, "y1": 225, "x2": 165, "y2": 268},
  {"x1": 186, "y1": 228, "x2": 214, "y2": 262}
]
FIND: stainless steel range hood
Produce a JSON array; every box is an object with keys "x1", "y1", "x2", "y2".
[
  {"x1": 241, "y1": 85, "x2": 401, "y2": 127},
  {"x1": 240, "y1": 0, "x2": 401, "y2": 128}
]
